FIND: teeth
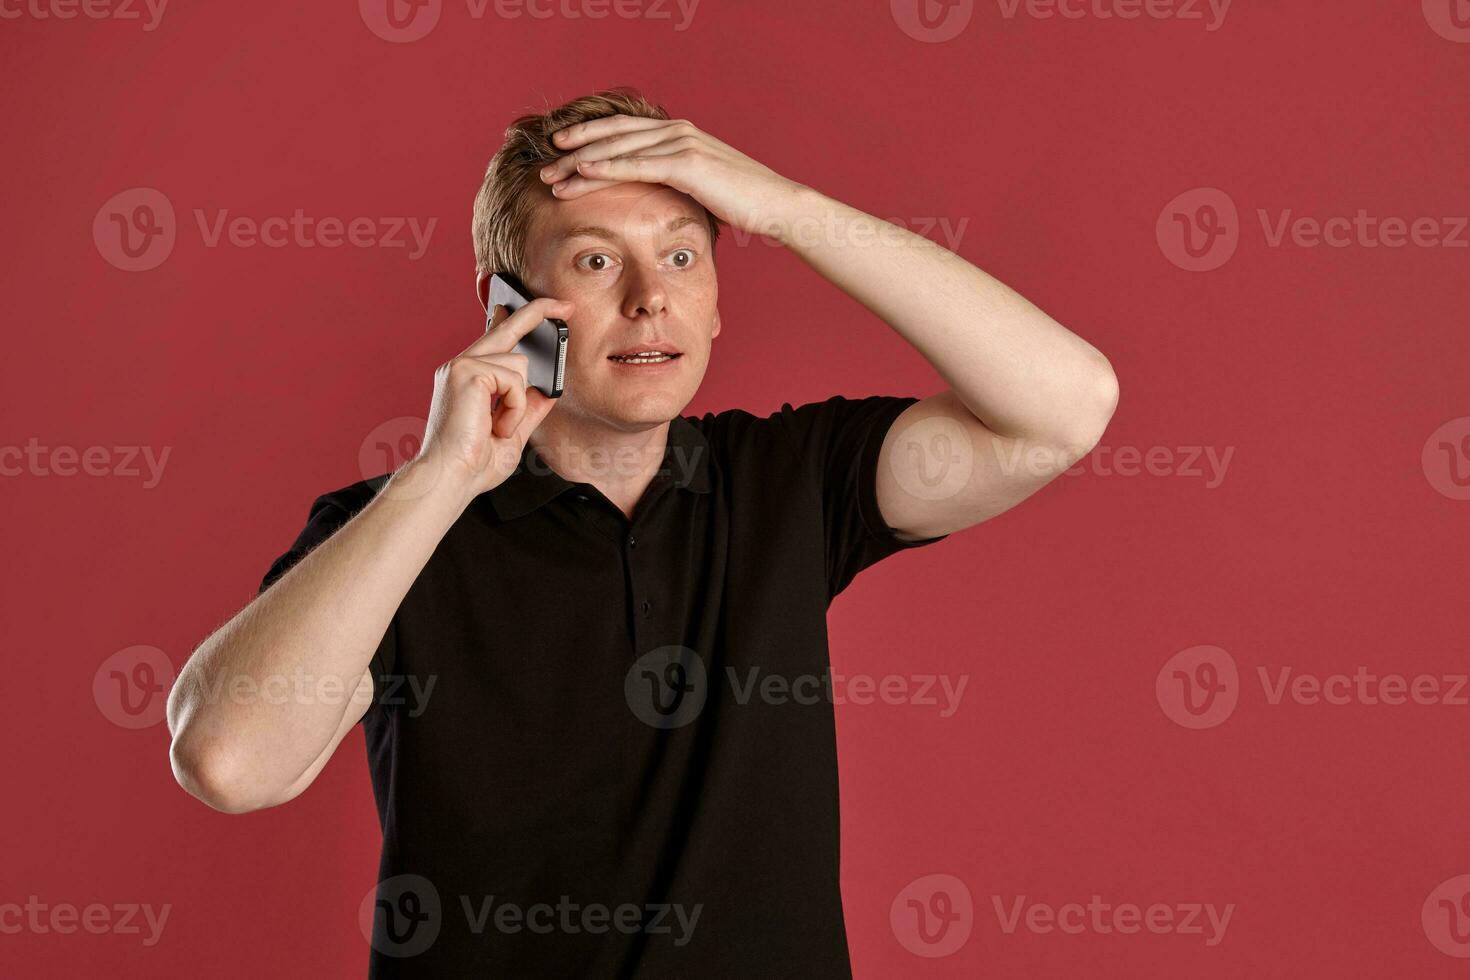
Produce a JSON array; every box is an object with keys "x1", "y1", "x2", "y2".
[{"x1": 612, "y1": 352, "x2": 676, "y2": 363}]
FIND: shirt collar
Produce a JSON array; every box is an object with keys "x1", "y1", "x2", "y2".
[{"x1": 483, "y1": 415, "x2": 711, "y2": 521}]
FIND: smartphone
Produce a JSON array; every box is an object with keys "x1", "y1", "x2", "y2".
[{"x1": 487, "y1": 272, "x2": 569, "y2": 398}]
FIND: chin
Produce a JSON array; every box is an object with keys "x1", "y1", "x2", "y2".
[{"x1": 607, "y1": 390, "x2": 686, "y2": 427}]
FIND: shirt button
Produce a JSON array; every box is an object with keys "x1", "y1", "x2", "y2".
[
  {"x1": 641, "y1": 600, "x2": 651, "y2": 616},
  {"x1": 627, "y1": 534, "x2": 637, "y2": 548}
]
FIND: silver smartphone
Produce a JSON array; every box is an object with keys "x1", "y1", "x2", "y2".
[{"x1": 487, "y1": 272, "x2": 569, "y2": 398}]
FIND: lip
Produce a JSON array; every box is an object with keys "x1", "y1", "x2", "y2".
[{"x1": 607, "y1": 341, "x2": 683, "y2": 358}]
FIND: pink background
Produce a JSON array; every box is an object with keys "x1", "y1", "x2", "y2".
[{"x1": 4, "y1": 0, "x2": 1469, "y2": 975}]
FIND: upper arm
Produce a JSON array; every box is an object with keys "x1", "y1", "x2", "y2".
[
  {"x1": 875, "y1": 389, "x2": 1096, "y2": 540},
  {"x1": 771, "y1": 394, "x2": 951, "y2": 600}
]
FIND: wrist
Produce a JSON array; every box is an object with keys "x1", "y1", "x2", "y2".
[
  {"x1": 763, "y1": 181, "x2": 827, "y2": 250},
  {"x1": 382, "y1": 453, "x2": 478, "y2": 514}
]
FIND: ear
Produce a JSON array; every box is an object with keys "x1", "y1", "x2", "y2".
[
  {"x1": 476, "y1": 270, "x2": 491, "y2": 312},
  {"x1": 711, "y1": 307, "x2": 721, "y2": 340}
]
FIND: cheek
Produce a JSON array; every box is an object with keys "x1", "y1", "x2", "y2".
[{"x1": 676, "y1": 271, "x2": 718, "y2": 317}]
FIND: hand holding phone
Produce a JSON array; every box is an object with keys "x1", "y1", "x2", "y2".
[
  {"x1": 488, "y1": 272, "x2": 569, "y2": 398},
  {"x1": 410, "y1": 293, "x2": 573, "y2": 499}
]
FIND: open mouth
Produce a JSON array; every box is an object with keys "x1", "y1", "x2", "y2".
[{"x1": 607, "y1": 352, "x2": 682, "y2": 365}]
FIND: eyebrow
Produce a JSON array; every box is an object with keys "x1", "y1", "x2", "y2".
[{"x1": 552, "y1": 214, "x2": 707, "y2": 248}]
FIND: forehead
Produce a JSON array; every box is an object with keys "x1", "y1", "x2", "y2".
[{"x1": 526, "y1": 182, "x2": 708, "y2": 252}]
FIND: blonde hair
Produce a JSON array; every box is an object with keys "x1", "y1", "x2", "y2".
[{"x1": 471, "y1": 86, "x2": 723, "y2": 278}]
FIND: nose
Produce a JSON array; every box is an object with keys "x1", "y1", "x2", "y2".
[{"x1": 620, "y1": 259, "x2": 668, "y2": 320}]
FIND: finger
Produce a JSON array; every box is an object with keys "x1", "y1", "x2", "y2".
[
  {"x1": 553, "y1": 145, "x2": 690, "y2": 200},
  {"x1": 464, "y1": 351, "x2": 532, "y2": 387},
  {"x1": 484, "y1": 366, "x2": 529, "y2": 441},
  {"x1": 518, "y1": 386, "x2": 558, "y2": 436},
  {"x1": 454, "y1": 359, "x2": 527, "y2": 440},
  {"x1": 551, "y1": 114, "x2": 669, "y2": 152},
  {"x1": 539, "y1": 124, "x2": 685, "y2": 184},
  {"x1": 463, "y1": 296, "x2": 574, "y2": 357},
  {"x1": 548, "y1": 174, "x2": 629, "y2": 199}
]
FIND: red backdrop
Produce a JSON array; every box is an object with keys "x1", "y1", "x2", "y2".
[{"x1": 4, "y1": 0, "x2": 1469, "y2": 975}]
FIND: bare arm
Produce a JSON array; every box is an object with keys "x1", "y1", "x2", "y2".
[
  {"x1": 167, "y1": 297, "x2": 571, "y2": 813},
  {"x1": 773, "y1": 187, "x2": 1119, "y2": 539},
  {"x1": 166, "y1": 464, "x2": 469, "y2": 813}
]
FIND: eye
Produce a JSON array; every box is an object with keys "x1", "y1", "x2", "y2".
[
  {"x1": 576, "y1": 252, "x2": 617, "y2": 273},
  {"x1": 668, "y1": 248, "x2": 696, "y2": 269}
]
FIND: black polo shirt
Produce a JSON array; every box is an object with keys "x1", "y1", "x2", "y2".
[{"x1": 259, "y1": 394, "x2": 949, "y2": 978}]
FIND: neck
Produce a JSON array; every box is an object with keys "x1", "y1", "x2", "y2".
[{"x1": 529, "y1": 409, "x2": 671, "y2": 520}]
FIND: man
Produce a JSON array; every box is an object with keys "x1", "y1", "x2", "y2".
[{"x1": 166, "y1": 87, "x2": 1118, "y2": 976}]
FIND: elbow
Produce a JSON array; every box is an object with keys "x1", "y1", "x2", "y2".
[
  {"x1": 168, "y1": 732, "x2": 278, "y2": 815},
  {"x1": 1051, "y1": 356, "x2": 1120, "y2": 462}
]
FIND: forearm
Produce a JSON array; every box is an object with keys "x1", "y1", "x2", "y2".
[
  {"x1": 773, "y1": 184, "x2": 1116, "y2": 446},
  {"x1": 167, "y1": 458, "x2": 472, "y2": 812}
]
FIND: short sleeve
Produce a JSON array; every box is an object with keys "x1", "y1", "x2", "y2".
[
  {"x1": 774, "y1": 395, "x2": 950, "y2": 600},
  {"x1": 258, "y1": 482, "x2": 398, "y2": 716}
]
